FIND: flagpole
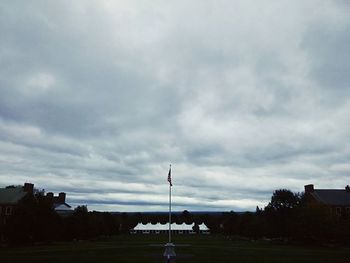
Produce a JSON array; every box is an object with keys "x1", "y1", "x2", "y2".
[
  {"x1": 164, "y1": 164, "x2": 175, "y2": 259},
  {"x1": 168, "y1": 164, "x2": 172, "y2": 243}
]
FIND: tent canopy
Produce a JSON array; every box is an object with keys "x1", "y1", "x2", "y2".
[{"x1": 133, "y1": 223, "x2": 209, "y2": 231}]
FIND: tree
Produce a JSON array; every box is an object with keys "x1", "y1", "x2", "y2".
[
  {"x1": 290, "y1": 204, "x2": 335, "y2": 242},
  {"x1": 181, "y1": 210, "x2": 193, "y2": 224},
  {"x1": 5, "y1": 191, "x2": 61, "y2": 244},
  {"x1": 69, "y1": 205, "x2": 90, "y2": 239},
  {"x1": 266, "y1": 189, "x2": 301, "y2": 211},
  {"x1": 192, "y1": 223, "x2": 200, "y2": 234},
  {"x1": 222, "y1": 211, "x2": 238, "y2": 235},
  {"x1": 264, "y1": 189, "x2": 302, "y2": 238}
]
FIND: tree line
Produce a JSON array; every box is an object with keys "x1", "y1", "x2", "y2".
[
  {"x1": 3, "y1": 192, "x2": 121, "y2": 245},
  {"x1": 218, "y1": 189, "x2": 350, "y2": 244},
  {"x1": 2, "y1": 189, "x2": 350, "y2": 245}
]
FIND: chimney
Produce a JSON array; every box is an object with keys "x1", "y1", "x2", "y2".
[
  {"x1": 46, "y1": 192, "x2": 54, "y2": 200},
  {"x1": 23, "y1": 183, "x2": 34, "y2": 193},
  {"x1": 58, "y1": 192, "x2": 66, "y2": 203},
  {"x1": 346, "y1": 185, "x2": 350, "y2": 193},
  {"x1": 304, "y1": 184, "x2": 314, "y2": 194}
]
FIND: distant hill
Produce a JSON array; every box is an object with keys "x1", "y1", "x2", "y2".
[{"x1": 110, "y1": 211, "x2": 250, "y2": 216}]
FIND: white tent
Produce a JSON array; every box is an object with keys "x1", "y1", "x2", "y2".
[
  {"x1": 133, "y1": 223, "x2": 194, "y2": 231},
  {"x1": 198, "y1": 223, "x2": 209, "y2": 231},
  {"x1": 198, "y1": 223, "x2": 210, "y2": 234},
  {"x1": 131, "y1": 222, "x2": 210, "y2": 234},
  {"x1": 171, "y1": 223, "x2": 194, "y2": 230},
  {"x1": 134, "y1": 223, "x2": 164, "y2": 231}
]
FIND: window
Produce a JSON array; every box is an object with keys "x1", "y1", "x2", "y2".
[
  {"x1": 346, "y1": 207, "x2": 350, "y2": 214},
  {"x1": 5, "y1": 206, "x2": 12, "y2": 215},
  {"x1": 0, "y1": 206, "x2": 2, "y2": 215},
  {"x1": 336, "y1": 207, "x2": 342, "y2": 216}
]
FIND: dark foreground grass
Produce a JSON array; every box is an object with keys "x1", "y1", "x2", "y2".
[{"x1": 1, "y1": 235, "x2": 350, "y2": 263}]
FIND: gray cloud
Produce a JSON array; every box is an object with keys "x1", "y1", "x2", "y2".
[{"x1": 1, "y1": 0, "x2": 350, "y2": 212}]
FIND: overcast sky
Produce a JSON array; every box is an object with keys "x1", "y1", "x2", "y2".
[{"x1": 1, "y1": 0, "x2": 350, "y2": 212}]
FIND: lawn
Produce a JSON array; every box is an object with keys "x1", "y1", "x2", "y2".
[{"x1": 1, "y1": 235, "x2": 350, "y2": 263}]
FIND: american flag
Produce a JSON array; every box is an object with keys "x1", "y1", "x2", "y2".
[{"x1": 167, "y1": 166, "x2": 172, "y2": 186}]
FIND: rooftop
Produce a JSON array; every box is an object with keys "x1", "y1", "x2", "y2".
[
  {"x1": 311, "y1": 189, "x2": 350, "y2": 206},
  {"x1": 0, "y1": 186, "x2": 28, "y2": 204}
]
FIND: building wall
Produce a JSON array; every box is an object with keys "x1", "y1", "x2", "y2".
[
  {"x1": 0, "y1": 204, "x2": 14, "y2": 217},
  {"x1": 306, "y1": 193, "x2": 350, "y2": 218},
  {"x1": 0, "y1": 204, "x2": 14, "y2": 242}
]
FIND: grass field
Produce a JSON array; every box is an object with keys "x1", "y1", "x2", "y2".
[{"x1": 1, "y1": 235, "x2": 350, "y2": 263}]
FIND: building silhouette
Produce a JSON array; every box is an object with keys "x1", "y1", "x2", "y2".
[{"x1": 305, "y1": 184, "x2": 350, "y2": 217}]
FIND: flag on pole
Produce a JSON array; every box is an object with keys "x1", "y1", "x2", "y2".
[{"x1": 167, "y1": 166, "x2": 172, "y2": 186}]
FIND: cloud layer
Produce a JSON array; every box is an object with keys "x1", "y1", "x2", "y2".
[{"x1": 1, "y1": 0, "x2": 350, "y2": 211}]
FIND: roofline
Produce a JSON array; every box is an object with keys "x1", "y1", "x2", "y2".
[{"x1": 314, "y1": 189, "x2": 348, "y2": 191}]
